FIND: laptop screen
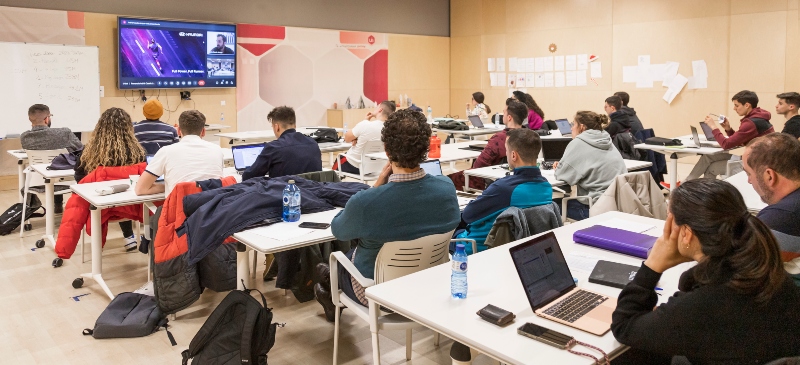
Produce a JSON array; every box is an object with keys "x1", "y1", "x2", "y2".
[
  {"x1": 690, "y1": 126, "x2": 701, "y2": 147},
  {"x1": 699, "y1": 122, "x2": 715, "y2": 139},
  {"x1": 510, "y1": 233, "x2": 576, "y2": 309},
  {"x1": 232, "y1": 143, "x2": 265, "y2": 171},
  {"x1": 541, "y1": 139, "x2": 571, "y2": 162},
  {"x1": 468, "y1": 115, "x2": 484, "y2": 128},
  {"x1": 145, "y1": 155, "x2": 164, "y2": 182},
  {"x1": 420, "y1": 159, "x2": 443, "y2": 176},
  {"x1": 554, "y1": 119, "x2": 572, "y2": 134}
]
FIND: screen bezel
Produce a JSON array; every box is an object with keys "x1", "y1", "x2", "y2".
[
  {"x1": 420, "y1": 159, "x2": 443, "y2": 176},
  {"x1": 468, "y1": 115, "x2": 484, "y2": 128},
  {"x1": 554, "y1": 119, "x2": 571, "y2": 134},
  {"x1": 117, "y1": 16, "x2": 237, "y2": 90},
  {"x1": 509, "y1": 232, "x2": 577, "y2": 310},
  {"x1": 231, "y1": 143, "x2": 266, "y2": 170}
]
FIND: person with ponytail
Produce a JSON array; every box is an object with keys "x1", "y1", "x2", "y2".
[
  {"x1": 466, "y1": 91, "x2": 491, "y2": 119},
  {"x1": 553, "y1": 111, "x2": 626, "y2": 220},
  {"x1": 611, "y1": 179, "x2": 800, "y2": 365},
  {"x1": 512, "y1": 91, "x2": 545, "y2": 129}
]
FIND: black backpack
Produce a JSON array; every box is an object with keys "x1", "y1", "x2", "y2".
[
  {"x1": 309, "y1": 128, "x2": 339, "y2": 144},
  {"x1": 612, "y1": 130, "x2": 642, "y2": 160},
  {"x1": 437, "y1": 119, "x2": 469, "y2": 130},
  {"x1": 181, "y1": 285, "x2": 280, "y2": 365},
  {"x1": 83, "y1": 292, "x2": 175, "y2": 343},
  {"x1": 0, "y1": 194, "x2": 44, "y2": 236}
]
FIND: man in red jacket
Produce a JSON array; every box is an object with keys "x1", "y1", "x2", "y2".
[{"x1": 685, "y1": 90, "x2": 774, "y2": 181}]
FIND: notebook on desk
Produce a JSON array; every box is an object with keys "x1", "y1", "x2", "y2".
[{"x1": 573, "y1": 225, "x2": 657, "y2": 259}]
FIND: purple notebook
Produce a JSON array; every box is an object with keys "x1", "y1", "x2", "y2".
[{"x1": 572, "y1": 225, "x2": 657, "y2": 259}]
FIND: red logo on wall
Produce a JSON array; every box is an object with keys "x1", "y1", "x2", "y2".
[
  {"x1": 367, "y1": 35, "x2": 375, "y2": 45},
  {"x1": 198, "y1": 80, "x2": 206, "y2": 86}
]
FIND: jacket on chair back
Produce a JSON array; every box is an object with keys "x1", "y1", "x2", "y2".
[{"x1": 55, "y1": 163, "x2": 148, "y2": 259}]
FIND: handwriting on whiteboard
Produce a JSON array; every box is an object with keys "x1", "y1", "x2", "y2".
[{"x1": 16, "y1": 49, "x2": 89, "y2": 103}]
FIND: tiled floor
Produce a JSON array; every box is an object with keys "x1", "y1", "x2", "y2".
[{"x1": 0, "y1": 156, "x2": 695, "y2": 365}]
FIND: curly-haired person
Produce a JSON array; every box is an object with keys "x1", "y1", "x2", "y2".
[{"x1": 313, "y1": 109, "x2": 462, "y2": 321}]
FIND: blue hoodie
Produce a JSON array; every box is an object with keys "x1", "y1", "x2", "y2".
[{"x1": 457, "y1": 166, "x2": 553, "y2": 254}]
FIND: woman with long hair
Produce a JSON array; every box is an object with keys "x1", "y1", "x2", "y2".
[
  {"x1": 611, "y1": 179, "x2": 800, "y2": 365},
  {"x1": 512, "y1": 91, "x2": 544, "y2": 129},
  {"x1": 75, "y1": 107, "x2": 147, "y2": 251},
  {"x1": 466, "y1": 91, "x2": 491, "y2": 118}
]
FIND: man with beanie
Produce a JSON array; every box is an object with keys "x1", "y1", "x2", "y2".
[{"x1": 134, "y1": 99, "x2": 179, "y2": 155}]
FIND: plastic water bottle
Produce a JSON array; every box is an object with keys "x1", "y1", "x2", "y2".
[
  {"x1": 427, "y1": 105, "x2": 433, "y2": 122},
  {"x1": 494, "y1": 114, "x2": 500, "y2": 127},
  {"x1": 451, "y1": 244, "x2": 468, "y2": 299},
  {"x1": 282, "y1": 180, "x2": 301, "y2": 222}
]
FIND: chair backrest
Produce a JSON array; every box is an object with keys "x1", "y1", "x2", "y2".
[
  {"x1": 590, "y1": 171, "x2": 667, "y2": 219},
  {"x1": 373, "y1": 229, "x2": 455, "y2": 284},
  {"x1": 296, "y1": 170, "x2": 341, "y2": 183},
  {"x1": 359, "y1": 139, "x2": 385, "y2": 177},
  {"x1": 485, "y1": 203, "x2": 563, "y2": 249},
  {"x1": 27, "y1": 148, "x2": 68, "y2": 165}
]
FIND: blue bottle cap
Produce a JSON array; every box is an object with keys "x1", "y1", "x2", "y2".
[{"x1": 456, "y1": 244, "x2": 465, "y2": 249}]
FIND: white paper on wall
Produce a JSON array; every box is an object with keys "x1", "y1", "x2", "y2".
[
  {"x1": 692, "y1": 60, "x2": 708, "y2": 78},
  {"x1": 565, "y1": 55, "x2": 577, "y2": 71},
  {"x1": 535, "y1": 57, "x2": 545, "y2": 72},
  {"x1": 590, "y1": 62, "x2": 602, "y2": 78},
  {"x1": 577, "y1": 54, "x2": 589, "y2": 70},
  {"x1": 535, "y1": 73, "x2": 545, "y2": 87},
  {"x1": 555, "y1": 72, "x2": 566, "y2": 87},
  {"x1": 525, "y1": 58, "x2": 535, "y2": 72},
  {"x1": 648, "y1": 63, "x2": 667, "y2": 82},
  {"x1": 687, "y1": 76, "x2": 708, "y2": 90},
  {"x1": 517, "y1": 73, "x2": 526, "y2": 87},
  {"x1": 488, "y1": 58, "x2": 496, "y2": 72},
  {"x1": 554, "y1": 56, "x2": 565, "y2": 71},
  {"x1": 490, "y1": 73, "x2": 498, "y2": 86},
  {"x1": 544, "y1": 72, "x2": 554, "y2": 87},
  {"x1": 525, "y1": 73, "x2": 535, "y2": 88},
  {"x1": 497, "y1": 72, "x2": 506, "y2": 86},
  {"x1": 662, "y1": 62, "x2": 679, "y2": 87},
  {"x1": 638, "y1": 55, "x2": 650, "y2": 66},
  {"x1": 577, "y1": 70, "x2": 588, "y2": 86},
  {"x1": 544, "y1": 57, "x2": 554, "y2": 72},
  {"x1": 507, "y1": 73, "x2": 516, "y2": 88},
  {"x1": 566, "y1": 71, "x2": 577, "y2": 86},
  {"x1": 663, "y1": 73, "x2": 688, "y2": 104},
  {"x1": 497, "y1": 58, "x2": 505, "y2": 72},
  {"x1": 509, "y1": 57, "x2": 518, "y2": 72}
]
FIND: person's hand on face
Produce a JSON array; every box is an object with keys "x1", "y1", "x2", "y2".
[
  {"x1": 366, "y1": 112, "x2": 375, "y2": 120},
  {"x1": 644, "y1": 214, "x2": 693, "y2": 273}
]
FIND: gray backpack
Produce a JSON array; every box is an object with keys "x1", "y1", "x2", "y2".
[{"x1": 83, "y1": 292, "x2": 176, "y2": 345}]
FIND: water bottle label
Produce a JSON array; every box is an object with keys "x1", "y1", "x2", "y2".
[
  {"x1": 451, "y1": 261, "x2": 467, "y2": 273},
  {"x1": 291, "y1": 192, "x2": 301, "y2": 206},
  {"x1": 282, "y1": 195, "x2": 289, "y2": 206}
]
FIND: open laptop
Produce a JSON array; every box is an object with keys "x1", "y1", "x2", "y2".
[
  {"x1": 510, "y1": 232, "x2": 617, "y2": 336},
  {"x1": 468, "y1": 115, "x2": 486, "y2": 129},
  {"x1": 420, "y1": 159, "x2": 443, "y2": 176},
  {"x1": 554, "y1": 119, "x2": 572, "y2": 136},
  {"x1": 231, "y1": 143, "x2": 266, "y2": 173},
  {"x1": 690, "y1": 126, "x2": 720, "y2": 148},
  {"x1": 541, "y1": 139, "x2": 571, "y2": 162},
  {"x1": 145, "y1": 155, "x2": 164, "y2": 182},
  {"x1": 698, "y1": 121, "x2": 716, "y2": 140}
]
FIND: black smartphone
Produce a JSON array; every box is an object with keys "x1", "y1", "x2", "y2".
[
  {"x1": 298, "y1": 222, "x2": 331, "y2": 230},
  {"x1": 517, "y1": 322, "x2": 573, "y2": 349}
]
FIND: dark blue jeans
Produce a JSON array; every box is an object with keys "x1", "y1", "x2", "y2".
[{"x1": 567, "y1": 199, "x2": 591, "y2": 221}]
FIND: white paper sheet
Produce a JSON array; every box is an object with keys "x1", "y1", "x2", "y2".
[
  {"x1": 599, "y1": 218, "x2": 658, "y2": 234},
  {"x1": 525, "y1": 58, "x2": 535, "y2": 72},
  {"x1": 648, "y1": 63, "x2": 667, "y2": 82},
  {"x1": 497, "y1": 58, "x2": 505, "y2": 72},
  {"x1": 525, "y1": 73, "x2": 535, "y2": 88},
  {"x1": 622, "y1": 66, "x2": 636, "y2": 83},
  {"x1": 555, "y1": 72, "x2": 565, "y2": 87},
  {"x1": 517, "y1": 73, "x2": 526, "y2": 87},
  {"x1": 507, "y1": 73, "x2": 516, "y2": 88},
  {"x1": 544, "y1": 72, "x2": 554, "y2": 87},
  {"x1": 489, "y1": 73, "x2": 498, "y2": 87},
  {"x1": 250, "y1": 224, "x2": 313, "y2": 241},
  {"x1": 636, "y1": 66, "x2": 653, "y2": 88},
  {"x1": 488, "y1": 58, "x2": 496, "y2": 72},
  {"x1": 692, "y1": 60, "x2": 708, "y2": 78},
  {"x1": 661, "y1": 61, "x2": 680, "y2": 87},
  {"x1": 565, "y1": 71, "x2": 577, "y2": 86},
  {"x1": 577, "y1": 54, "x2": 589, "y2": 70},
  {"x1": 565, "y1": 252, "x2": 601, "y2": 273},
  {"x1": 590, "y1": 62, "x2": 602, "y2": 78},
  {"x1": 638, "y1": 55, "x2": 650, "y2": 66},
  {"x1": 565, "y1": 55, "x2": 577, "y2": 71},
  {"x1": 535, "y1": 57, "x2": 545, "y2": 72},
  {"x1": 535, "y1": 73, "x2": 545, "y2": 87},
  {"x1": 544, "y1": 56, "x2": 554, "y2": 72},
  {"x1": 687, "y1": 76, "x2": 707, "y2": 90},
  {"x1": 497, "y1": 72, "x2": 506, "y2": 86},
  {"x1": 554, "y1": 55, "x2": 565, "y2": 71},
  {"x1": 509, "y1": 57, "x2": 518, "y2": 72},
  {"x1": 577, "y1": 70, "x2": 587, "y2": 86},
  {"x1": 663, "y1": 73, "x2": 688, "y2": 104}
]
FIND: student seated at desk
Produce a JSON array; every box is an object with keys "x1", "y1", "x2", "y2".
[
  {"x1": 775, "y1": 92, "x2": 800, "y2": 139},
  {"x1": 679, "y1": 90, "x2": 774, "y2": 185},
  {"x1": 511, "y1": 90, "x2": 544, "y2": 129},
  {"x1": 742, "y1": 133, "x2": 800, "y2": 283},
  {"x1": 611, "y1": 179, "x2": 800, "y2": 365},
  {"x1": 449, "y1": 99, "x2": 527, "y2": 191},
  {"x1": 242, "y1": 106, "x2": 321, "y2": 181},
  {"x1": 603, "y1": 95, "x2": 633, "y2": 139},
  {"x1": 332, "y1": 100, "x2": 395, "y2": 174},
  {"x1": 21, "y1": 104, "x2": 84, "y2": 213},
  {"x1": 135, "y1": 110, "x2": 223, "y2": 197},
  {"x1": 465, "y1": 91, "x2": 491, "y2": 119},
  {"x1": 133, "y1": 99, "x2": 179, "y2": 155},
  {"x1": 313, "y1": 109, "x2": 461, "y2": 322},
  {"x1": 454, "y1": 128, "x2": 552, "y2": 254},
  {"x1": 613, "y1": 91, "x2": 644, "y2": 135},
  {"x1": 72, "y1": 108, "x2": 147, "y2": 252},
  {"x1": 553, "y1": 111, "x2": 626, "y2": 221}
]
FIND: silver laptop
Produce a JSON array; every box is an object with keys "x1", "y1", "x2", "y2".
[
  {"x1": 468, "y1": 115, "x2": 485, "y2": 129},
  {"x1": 554, "y1": 119, "x2": 572, "y2": 136},
  {"x1": 690, "y1": 126, "x2": 720, "y2": 148},
  {"x1": 510, "y1": 232, "x2": 617, "y2": 336},
  {"x1": 420, "y1": 159, "x2": 443, "y2": 176},
  {"x1": 232, "y1": 143, "x2": 266, "y2": 172}
]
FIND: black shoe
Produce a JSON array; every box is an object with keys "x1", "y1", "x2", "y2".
[
  {"x1": 314, "y1": 283, "x2": 336, "y2": 323},
  {"x1": 315, "y1": 263, "x2": 331, "y2": 289},
  {"x1": 54, "y1": 204, "x2": 63, "y2": 214}
]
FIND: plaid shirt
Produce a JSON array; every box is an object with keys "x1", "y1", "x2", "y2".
[{"x1": 388, "y1": 168, "x2": 426, "y2": 183}]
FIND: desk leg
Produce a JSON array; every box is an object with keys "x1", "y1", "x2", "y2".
[
  {"x1": 236, "y1": 242, "x2": 250, "y2": 290},
  {"x1": 463, "y1": 172, "x2": 470, "y2": 192},
  {"x1": 669, "y1": 153, "x2": 679, "y2": 189},
  {"x1": 17, "y1": 162, "x2": 24, "y2": 203},
  {"x1": 143, "y1": 204, "x2": 151, "y2": 282},
  {"x1": 328, "y1": 152, "x2": 334, "y2": 166},
  {"x1": 42, "y1": 178, "x2": 56, "y2": 248},
  {"x1": 79, "y1": 206, "x2": 115, "y2": 300}
]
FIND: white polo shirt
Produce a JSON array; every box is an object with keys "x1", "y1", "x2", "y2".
[
  {"x1": 344, "y1": 119, "x2": 384, "y2": 167},
  {"x1": 145, "y1": 135, "x2": 224, "y2": 197}
]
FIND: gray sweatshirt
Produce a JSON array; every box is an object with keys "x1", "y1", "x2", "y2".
[{"x1": 555, "y1": 129, "x2": 627, "y2": 202}]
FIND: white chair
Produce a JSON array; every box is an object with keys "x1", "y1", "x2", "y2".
[
  {"x1": 330, "y1": 230, "x2": 475, "y2": 365},
  {"x1": 20, "y1": 149, "x2": 72, "y2": 237},
  {"x1": 561, "y1": 190, "x2": 594, "y2": 224},
  {"x1": 336, "y1": 139, "x2": 384, "y2": 183}
]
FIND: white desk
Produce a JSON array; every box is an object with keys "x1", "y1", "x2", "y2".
[
  {"x1": 7, "y1": 149, "x2": 28, "y2": 202},
  {"x1": 635, "y1": 135, "x2": 734, "y2": 189},
  {"x1": 216, "y1": 127, "x2": 343, "y2": 145},
  {"x1": 433, "y1": 124, "x2": 504, "y2": 143},
  {"x1": 365, "y1": 141, "x2": 483, "y2": 171},
  {"x1": 222, "y1": 148, "x2": 233, "y2": 167},
  {"x1": 205, "y1": 124, "x2": 229, "y2": 133},
  {"x1": 69, "y1": 180, "x2": 165, "y2": 299},
  {"x1": 232, "y1": 208, "x2": 342, "y2": 289},
  {"x1": 725, "y1": 171, "x2": 767, "y2": 214},
  {"x1": 319, "y1": 142, "x2": 353, "y2": 165},
  {"x1": 365, "y1": 212, "x2": 690, "y2": 365},
  {"x1": 29, "y1": 164, "x2": 75, "y2": 248}
]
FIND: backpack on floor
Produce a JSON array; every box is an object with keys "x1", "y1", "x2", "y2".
[
  {"x1": 83, "y1": 292, "x2": 175, "y2": 344},
  {"x1": 181, "y1": 284, "x2": 280, "y2": 365},
  {"x1": 0, "y1": 194, "x2": 44, "y2": 236}
]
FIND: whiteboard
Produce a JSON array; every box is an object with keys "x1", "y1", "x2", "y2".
[{"x1": 0, "y1": 42, "x2": 100, "y2": 137}]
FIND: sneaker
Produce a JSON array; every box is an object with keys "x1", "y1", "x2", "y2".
[{"x1": 124, "y1": 235, "x2": 138, "y2": 252}]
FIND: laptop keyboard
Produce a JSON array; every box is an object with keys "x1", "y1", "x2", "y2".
[{"x1": 543, "y1": 290, "x2": 607, "y2": 323}]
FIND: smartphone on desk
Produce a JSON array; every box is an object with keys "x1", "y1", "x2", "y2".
[
  {"x1": 298, "y1": 222, "x2": 331, "y2": 230},
  {"x1": 517, "y1": 322, "x2": 573, "y2": 349}
]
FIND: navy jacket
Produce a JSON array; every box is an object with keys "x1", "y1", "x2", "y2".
[
  {"x1": 182, "y1": 176, "x2": 369, "y2": 265},
  {"x1": 242, "y1": 129, "x2": 322, "y2": 181},
  {"x1": 456, "y1": 166, "x2": 553, "y2": 253}
]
